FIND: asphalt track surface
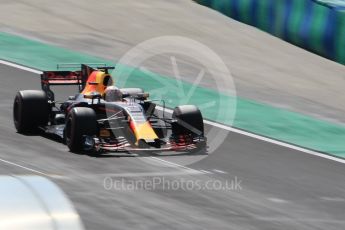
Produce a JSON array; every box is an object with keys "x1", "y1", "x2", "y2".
[
  {"x1": 2, "y1": 0, "x2": 345, "y2": 124},
  {"x1": 1, "y1": 64, "x2": 345, "y2": 229}
]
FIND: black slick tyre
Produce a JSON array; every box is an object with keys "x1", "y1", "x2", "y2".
[
  {"x1": 172, "y1": 105, "x2": 204, "y2": 136},
  {"x1": 65, "y1": 107, "x2": 98, "y2": 152},
  {"x1": 13, "y1": 90, "x2": 49, "y2": 133}
]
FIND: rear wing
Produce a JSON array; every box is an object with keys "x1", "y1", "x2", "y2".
[
  {"x1": 41, "y1": 71, "x2": 83, "y2": 85},
  {"x1": 41, "y1": 64, "x2": 114, "y2": 101}
]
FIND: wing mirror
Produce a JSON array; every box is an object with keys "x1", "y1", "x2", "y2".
[
  {"x1": 122, "y1": 92, "x2": 149, "y2": 100},
  {"x1": 84, "y1": 92, "x2": 102, "y2": 100}
]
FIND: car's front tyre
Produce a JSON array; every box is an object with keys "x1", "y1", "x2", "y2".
[
  {"x1": 65, "y1": 107, "x2": 98, "y2": 153},
  {"x1": 172, "y1": 105, "x2": 204, "y2": 136}
]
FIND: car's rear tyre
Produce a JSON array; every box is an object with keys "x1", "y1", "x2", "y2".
[
  {"x1": 172, "y1": 105, "x2": 204, "y2": 136},
  {"x1": 65, "y1": 107, "x2": 98, "y2": 152},
  {"x1": 13, "y1": 90, "x2": 49, "y2": 133}
]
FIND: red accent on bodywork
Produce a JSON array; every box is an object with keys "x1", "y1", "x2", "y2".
[
  {"x1": 129, "y1": 120, "x2": 135, "y2": 132},
  {"x1": 43, "y1": 71, "x2": 81, "y2": 84}
]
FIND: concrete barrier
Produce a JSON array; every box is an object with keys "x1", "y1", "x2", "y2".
[{"x1": 195, "y1": 0, "x2": 345, "y2": 64}]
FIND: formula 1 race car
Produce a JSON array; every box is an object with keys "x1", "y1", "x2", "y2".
[{"x1": 13, "y1": 64, "x2": 206, "y2": 154}]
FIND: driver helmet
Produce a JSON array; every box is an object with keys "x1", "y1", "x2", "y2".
[{"x1": 104, "y1": 86, "x2": 122, "y2": 102}]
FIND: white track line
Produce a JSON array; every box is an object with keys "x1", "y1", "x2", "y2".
[
  {"x1": 149, "y1": 156, "x2": 206, "y2": 174},
  {"x1": 2, "y1": 59, "x2": 345, "y2": 165},
  {"x1": 204, "y1": 121, "x2": 345, "y2": 164},
  {"x1": 212, "y1": 169, "x2": 227, "y2": 174},
  {"x1": 0, "y1": 60, "x2": 42, "y2": 74},
  {"x1": 199, "y1": 170, "x2": 212, "y2": 174},
  {"x1": 0, "y1": 158, "x2": 49, "y2": 176}
]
